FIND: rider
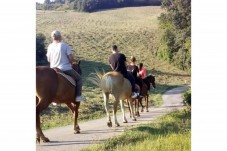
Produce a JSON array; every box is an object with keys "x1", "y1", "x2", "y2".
[
  {"x1": 108, "y1": 45, "x2": 138, "y2": 99},
  {"x1": 139, "y1": 63, "x2": 147, "y2": 79},
  {"x1": 127, "y1": 56, "x2": 143, "y2": 95},
  {"x1": 46, "y1": 30, "x2": 86, "y2": 102}
]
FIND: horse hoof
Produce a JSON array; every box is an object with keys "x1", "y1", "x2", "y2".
[
  {"x1": 115, "y1": 123, "x2": 120, "y2": 127},
  {"x1": 107, "y1": 122, "x2": 112, "y2": 127},
  {"x1": 141, "y1": 109, "x2": 144, "y2": 112},
  {"x1": 42, "y1": 137, "x2": 50, "y2": 143},
  {"x1": 146, "y1": 110, "x2": 149, "y2": 112},
  {"x1": 75, "y1": 125, "x2": 81, "y2": 131},
  {"x1": 36, "y1": 138, "x2": 40, "y2": 144},
  {"x1": 123, "y1": 120, "x2": 128, "y2": 123},
  {"x1": 74, "y1": 131, "x2": 80, "y2": 134},
  {"x1": 132, "y1": 118, "x2": 136, "y2": 121}
]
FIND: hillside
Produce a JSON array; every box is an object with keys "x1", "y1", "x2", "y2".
[{"x1": 36, "y1": 6, "x2": 191, "y2": 129}]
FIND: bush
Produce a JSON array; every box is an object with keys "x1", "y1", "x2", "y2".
[
  {"x1": 183, "y1": 88, "x2": 191, "y2": 106},
  {"x1": 36, "y1": 33, "x2": 48, "y2": 66},
  {"x1": 157, "y1": 0, "x2": 191, "y2": 70}
]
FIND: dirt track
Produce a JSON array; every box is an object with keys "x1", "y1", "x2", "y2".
[{"x1": 36, "y1": 86, "x2": 188, "y2": 151}]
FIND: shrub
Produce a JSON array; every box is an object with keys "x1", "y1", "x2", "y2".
[
  {"x1": 183, "y1": 88, "x2": 191, "y2": 106},
  {"x1": 36, "y1": 33, "x2": 48, "y2": 66}
]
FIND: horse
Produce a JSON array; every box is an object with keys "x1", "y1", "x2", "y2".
[
  {"x1": 36, "y1": 61, "x2": 82, "y2": 143},
  {"x1": 89, "y1": 71, "x2": 136, "y2": 127},
  {"x1": 129, "y1": 75, "x2": 156, "y2": 117}
]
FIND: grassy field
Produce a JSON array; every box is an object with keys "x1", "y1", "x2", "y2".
[
  {"x1": 82, "y1": 109, "x2": 191, "y2": 151},
  {"x1": 36, "y1": 6, "x2": 191, "y2": 130}
]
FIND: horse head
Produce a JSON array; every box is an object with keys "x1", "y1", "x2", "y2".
[{"x1": 72, "y1": 61, "x2": 82, "y2": 75}]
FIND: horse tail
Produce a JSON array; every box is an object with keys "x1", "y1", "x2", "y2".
[{"x1": 87, "y1": 70, "x2": 105, "y2": 88}]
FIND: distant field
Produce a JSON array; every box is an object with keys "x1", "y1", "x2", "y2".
[{"x1": 36, "y1": 6, "x2": 191, "y2": 129}]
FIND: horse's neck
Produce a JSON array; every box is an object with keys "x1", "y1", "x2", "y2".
[{"x1": 143, "y1": 78, "x2": 150, "y2": 90}]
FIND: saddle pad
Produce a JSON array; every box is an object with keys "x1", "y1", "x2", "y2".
[{"x1": 57, "y1": 72, "x2": 76, "y2": 86}]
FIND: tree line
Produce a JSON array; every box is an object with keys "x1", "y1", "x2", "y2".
[
  {"x1": 36, "y1": 0, "x2": 161, "y2": 12},
  {"x1": 157, "y1": 0, "x2": 191, "y2": 70}
]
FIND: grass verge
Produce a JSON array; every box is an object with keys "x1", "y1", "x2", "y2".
[{"x1": 83, "y1": 109, "x2": 191, "y2": 151}]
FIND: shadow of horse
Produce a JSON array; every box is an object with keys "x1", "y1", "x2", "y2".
[{"x1": 36, "y1": 62, "x2": 82, "y2": 143}]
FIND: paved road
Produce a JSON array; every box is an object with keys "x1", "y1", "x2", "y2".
[{"x1": 36, "y1": 86, "x2": 188, "y2": 151}]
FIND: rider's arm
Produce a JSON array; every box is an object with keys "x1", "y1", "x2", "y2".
[
  {"x1": 68, "y1": 54, "x2": 75, "y2": 65},
  {"x1": 109, "y1": 63, "x2": 114, "y2": 70}
]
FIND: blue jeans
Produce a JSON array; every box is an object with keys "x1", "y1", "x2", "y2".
[{"x1": 123, "y1": 71, "x2": 136, "y2": 92}]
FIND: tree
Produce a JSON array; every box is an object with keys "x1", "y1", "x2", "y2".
[
  {"x1": 44, "y1": 0, "x2": 50, "y2": 4},
  {"x1": 158, "y1": 0, "x2": 191, "y2": 70},
  {"x1": 36, "y1": 33, "x2": 48, "y2": 66}
]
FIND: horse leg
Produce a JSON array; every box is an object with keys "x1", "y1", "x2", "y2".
[
  {"x1": 74, "y1": 102, "x2": 81, "y2": 132},
  {"x1": 134, "y1": 99, "x2": 137, "y2": 116},
  {"x1": 127, "y1": 100, "x2": 132, "y2": 118},
  {"x1": 139, "y1": 98, "x2": 144, "y2": 112},
  {"x1": 36, "y1": 98, "x2": 50, "y2": 143},
  {"x1": 120, "y1": 100, "x2": 128, "y2": 123},
  {"x1": 103, "y1": 93, "x2": 112, "y2": 127},
  {"x1": 113, "y1": 97, "x2": 120, "y2": 127},
  {"x1": 146, "y1": 95, "x2": 149, "y2": 112},
  {"x1": 36, "y1": 96, "x2": 39, "y2": 105},
  {"x1": 128, "y1": 98, "x2": 136, "y2": 121},
  {"x1": 135, "y1": 98, "x2": 140, "y2": 117},
  {"x1": 132, "y1": 99, "x2": 140, "y2": 116},
  {"x1": 66, "y1": 102, "x2": 81, "y2": 134}
]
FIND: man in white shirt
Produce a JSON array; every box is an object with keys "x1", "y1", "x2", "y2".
[{"x1": 46, "y1": 30, "x2": 86, "y2": 102}]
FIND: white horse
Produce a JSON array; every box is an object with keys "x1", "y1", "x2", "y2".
[{"x1": 90, "y1": 71, "x2": 136, "y2": 127}]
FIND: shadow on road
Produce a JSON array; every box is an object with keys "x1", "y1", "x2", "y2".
[{"x1": 39, "y1": 139, "x2": 105, "y2": 146}]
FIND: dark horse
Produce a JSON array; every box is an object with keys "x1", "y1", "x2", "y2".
[
  {"x1": 129, "y1": 75, "x2": 156, "y2": 117},
  {"x1": 138, "y1": 75, "x2": 156, "y2": 113},
  {"x1": 36, "y1": 61, "x2": 82, "y2": 143}
]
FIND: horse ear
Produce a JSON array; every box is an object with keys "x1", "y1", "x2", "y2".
[{"x1": 78, "y1": 60, "x2": 81, "y2": 65}]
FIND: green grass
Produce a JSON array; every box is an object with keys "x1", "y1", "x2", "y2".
[
  {"x1": 82, "y1": 109, "x2": 191, "y2": 151},
  {"x1": 37, "y1": 6, "x2": 191, "y2": 130}
]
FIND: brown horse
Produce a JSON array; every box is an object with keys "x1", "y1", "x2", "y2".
[
  {"x1": 36, "y1": 62, "x2": 82, "y2": 143},
  {"x1": 129, "y1": 75, "x2": 156, "y2": 116},
  {"x1": 90, "y1": 71, "x2": 136, "y2": 127},
  {"x1": 138, "y1": 75, "x2": 156, "y2": 113}
]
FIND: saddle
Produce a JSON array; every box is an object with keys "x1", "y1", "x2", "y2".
[{"x1": 53, "y1": 68, "x2": 76, "y2": 86}]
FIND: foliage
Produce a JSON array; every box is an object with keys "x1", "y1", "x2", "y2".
[
  {"x1": 36, "y1": 0, "x2": 161, "y2": 12},
  {"x1": 83, "y1": 109, "x2": 191, "y2": 151},
  {"x1": 157, "y1": 0, "x2": 191, "y2": 70},
  {"x1": 183, "y1": 88, "x2": 191, "y2": 106},
  {"x1": 36, "y1": 33, "x2": 48, "y2": 66},
  {"x1": 36, "y1": 2, "x2": 45, "y2": 10}
]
